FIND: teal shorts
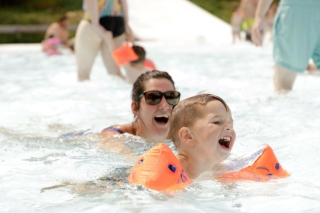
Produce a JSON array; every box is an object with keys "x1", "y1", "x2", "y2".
[{"x1": 273, "y1": 0, "x2": 320, "y2": 72}]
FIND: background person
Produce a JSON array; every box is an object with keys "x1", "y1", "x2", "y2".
[
  {"x1": 110, "y1": 42, "x2": 157, "y2": 83},
  {"x1": 42, "y1": 14, "x2": 74, "y2": 54},
  {"x1": 41, "y1": 35, "x2": 62, "y2": 55},
  {"x1": 240, "y1": 0, "x2": 259, "y2": 42},
  {"x1": 231, "y1": 4, "x2": 244, "y2": 44},
  {"x1": 44, "y1": 14, "x2": 70, "y2": 47},
  {"x1": 251, "y1": 0, "x2": 320, "y2": 92},
  {"x1": 265, "y1": 2, "x2": 278, "y2": 39},
  {"x1": 122, "y1": 45, "x2": 155, "y2": 83},
  {"x1": 75, "y1": 0, "x2": 133, "y2": 81}
]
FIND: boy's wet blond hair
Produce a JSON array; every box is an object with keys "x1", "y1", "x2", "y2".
[{"x1": 169, "y1": 94, "x2": 229, "y2": 147}]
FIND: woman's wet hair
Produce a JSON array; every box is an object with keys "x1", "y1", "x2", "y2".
[
  {"x1": 131, "y1": 70, "x2": 175, "y2": 109},
  {"x1": 169, "y1": 94, "x2": 229, "y2": 147}
]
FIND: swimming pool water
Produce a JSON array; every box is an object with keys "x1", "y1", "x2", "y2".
[{"x1": 1, "y1": 41, "x2": 320, "y2": 212}]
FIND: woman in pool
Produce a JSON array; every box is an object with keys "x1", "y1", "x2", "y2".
[{"x1": 100, "y1": 70, "x2": 180, "y2": 141}]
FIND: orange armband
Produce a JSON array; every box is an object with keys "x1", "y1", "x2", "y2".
[
  {"x1": 128, "y1": 143, "x2": 192, "y2": 191},
  {"x1": 216, "y1": 145, "x2": 290, "y2": 182},
  {"x1": 143, "y1": 58, "x2": 156, "y2": 70},
  {"x1": 112, "y1": 42, "x2": 138, "y2": 66}
]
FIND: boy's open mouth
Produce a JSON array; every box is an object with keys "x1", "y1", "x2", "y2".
[
  {"x1": 154, "y1": 115, "x2": 169, "y2": 124},
  {"x1": 219, "y1": 137, "x2": 231, "y2": 149}
]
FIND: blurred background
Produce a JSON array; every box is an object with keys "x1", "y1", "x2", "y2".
[
  {"x1": 0, "y1": 0, "x2": 246, "y2": 44},
  {"x1": 0, "y1": 0, "x2": 82, "y2": 43}
]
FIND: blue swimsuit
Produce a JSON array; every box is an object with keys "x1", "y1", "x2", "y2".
[{"x1": 101, "y1": 126, "x2": 123, "y2": 134}]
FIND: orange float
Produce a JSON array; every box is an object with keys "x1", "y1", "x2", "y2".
[
  {"x1": 128, "y1": 143, "x2": 192, "y2": 191},
  {"x1": 128, "y1": 144, "x2": 289, "y2": 191},
  {"x1": 216, "y1": 145, "x2": 290, "y2": 182},
  {"x1": 112, "y1": 42, "x2": 138, "y2": 66},
  {"x1": 143, "y1": 58, "x2": 156, "y2": 70}
]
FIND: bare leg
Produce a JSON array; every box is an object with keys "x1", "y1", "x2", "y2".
[
  {"x1": 273, "y1": 64, "x2": 297, "y2": 93},
  {"x1": 75, "y1": 20, "x2": 101, "y2": 81},
  {"x1": 100, "y1": 34, "x2": 125, "y2": 79}
]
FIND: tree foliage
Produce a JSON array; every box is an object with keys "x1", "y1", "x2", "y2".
[
  {"x1": 189, "y1": 0, "x2": 240, "y2": 23},
  {"x1": 0, "y1": 0, "x2": 81, "y2": 10}
]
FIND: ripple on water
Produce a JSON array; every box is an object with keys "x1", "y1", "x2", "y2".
[{"x1": 1, "y1": 43, "x2": 320, "y2": 211}]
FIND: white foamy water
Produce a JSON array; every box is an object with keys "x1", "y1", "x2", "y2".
[{"x1": 1, "y1": 41, "x2": 320, "y2": 212}]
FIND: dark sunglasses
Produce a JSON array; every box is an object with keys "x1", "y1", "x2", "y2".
[{"x1": 138, "y1": 90, "x2": 181, "y2": 106}]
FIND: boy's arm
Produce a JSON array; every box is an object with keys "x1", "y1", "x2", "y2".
[{"x1": 212, "y1": 144, "x2": 267, "y2": 176}]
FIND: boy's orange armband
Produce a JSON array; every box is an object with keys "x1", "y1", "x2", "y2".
[
  {"x1": 216, "y1": 145, "x2": 290, "y2": 182},
  {"x1": 128, "y1": 143, "x2": 192, "y2": 191}
]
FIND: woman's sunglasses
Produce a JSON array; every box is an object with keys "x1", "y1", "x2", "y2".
[{"x1": 138, "y1": 90, "x2": 181, "y2": 106}]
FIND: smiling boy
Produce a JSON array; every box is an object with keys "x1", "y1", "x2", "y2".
[{"x1": 169, "y1": 94, "x2": 236, "y2": 179}]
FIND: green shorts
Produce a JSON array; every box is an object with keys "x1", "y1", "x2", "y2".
[{"x1": 273, "y1": 0, "x2": 320, "y2": 72}]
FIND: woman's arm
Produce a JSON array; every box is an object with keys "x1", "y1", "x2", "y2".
[
  {"x1": 100, "y1": 129, "x2": 120, "y2": 138},
  {"x1": 121, "y1": 0, "x2": 134, "y2": 42},
  {"x1": 100, "y1": 124, "x2": 134, "y2": 138}
]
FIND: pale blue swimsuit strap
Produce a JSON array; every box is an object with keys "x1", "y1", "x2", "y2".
[
  {"x1": 59, "y1": 129, "x2": 92, "y2": 139},
  {"x1": 101, "y1": 126, "x2": 123, "y2": 134}
]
